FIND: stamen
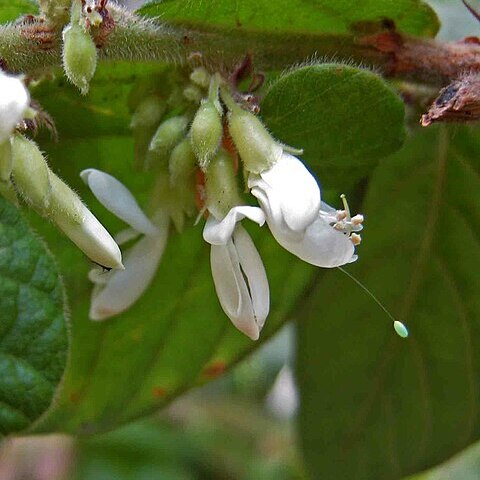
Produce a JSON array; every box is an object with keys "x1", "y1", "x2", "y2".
[
  {"x1": 350, "y1": 233, "x2": 362, "y2": 245},
  {"x1": 340, "y1": 193, "x2": 351, "y2": 221}
]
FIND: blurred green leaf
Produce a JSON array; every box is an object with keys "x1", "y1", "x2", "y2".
[
  {"x1": 297, "y1": 125, "x2": 480, "y2": 479},
  {"x1": 261, "y1": 64, "x2": 406, "y2": 186},
  {"x1": 407, "y1": 440, "x2": 480, "y2": 480},
  {"x1": 0, "y1": 197, "x2": 68, "y2": 435},
  {"x1": 0, "y1": 0, "x2": 36, "y2": 23},
  {"x1": 24, "y1": 64, "x2": 315, "y2": 435},
  {"x1": 139, "y1": 0, "x2": 439, "y2": 37}
]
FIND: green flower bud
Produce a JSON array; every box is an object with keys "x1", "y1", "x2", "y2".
[
  {"x1": 130, "y1": 95, "x2": 166, "y2": 130},
  {"x1": 205, "y1": 149, "x2": 242, "y2": 219},
  {"x1": 183, "y1": 85, "x2": 203, "y2": 103},
  {"x1": 11, "y1": 134, "x2": 122, "y2": 269},
  {"x1": 228, "y1": 107, "x2": 283, "y2": 174},
  {"x1": 148, "y1": 115, "x2": 189, "y2": 158},
  {"x1": 0, "y1": 140, "x2": 17, "y2": 204},
  {"x1": 191, "y1": 101, "x2": 223, "y2": 171},
  {"x1": 62, "y1": 23, "x2": 97, "y2": 95},
  {"x1": 169, "y1": 137, "x2": 197, "y2": 184},
  {"x1": 190, "y1": 67, "x2": 210, "y2": 89},
  {"x1": 169, "y1": 138, "x2": 197, "y2": 218},
  {"x1": 11, "y1": 134, "x2": 52, "y2": 211}
]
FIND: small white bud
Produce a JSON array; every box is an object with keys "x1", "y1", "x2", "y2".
[
  {"x1": 11, "y1": 135, "x2": 122, "y2": 269},
  {"x1": 0, "y1": 71, "x2": 29, "y2": 143}
]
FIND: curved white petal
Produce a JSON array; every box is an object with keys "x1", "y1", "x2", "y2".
[
  {"x1": 210, "y1": 227, "x2": 269, "y2": 340},
  {"x1": 203, "y1": 206, "x2": 265, "y2": 245},
  {"x1": 81, "y1": 169, "x2": 158, "y2": 235},
  {"x1": 268, "y1": 213, "x2": 356, "y2": 268},
  {"x1": 248, "y1": 152, "x2": 320, "y2": 232},
  {"x1": 89, "y1": 214, "x2": 169, "y2": 320},
  {"x1": 55, "y1": 204, "x2": 123, "y2": 269},
  {"x1": 232, "y1": 226, "x2": 269, "y2": 329},
  {"x1": 0, "y1": 73, "x2": 29, "y2": 143}
]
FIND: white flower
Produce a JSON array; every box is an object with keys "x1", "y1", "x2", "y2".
[
  {"x1": 248, "y1": 152, "x2": 320, "y2": 240},
  {"x1": 81, "y1": 169, "x2": 169, "y2": 320},
  {"x1": 0, "y1": 72, "x2": 29, "y2": 144},
  {"x1": 203, "y1": 206, "x2": 269, "y2": 341},
  {"x1": 249, "y1": 154, "x2": 362, "y2": 268}
]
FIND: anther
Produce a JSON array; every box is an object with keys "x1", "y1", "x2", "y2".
[{"x1": 350, "y1": 233, "x2": 362, "y2": 245}]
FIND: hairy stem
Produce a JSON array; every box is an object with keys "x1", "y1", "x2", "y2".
[{"x1": 0, "y1": 6, "x2": 479, "y2": 87}]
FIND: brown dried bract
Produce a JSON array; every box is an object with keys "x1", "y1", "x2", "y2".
[
  {"x1": 421, "y1": 72, "x2": 480, "y2": 126},
  {"x1": 19, "y1": 16, "x2": 56, "y2": 51}
]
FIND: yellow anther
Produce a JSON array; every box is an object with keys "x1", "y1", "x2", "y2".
[{"x1": 350, "y1": 233, "x2": 362, "y2": 245}]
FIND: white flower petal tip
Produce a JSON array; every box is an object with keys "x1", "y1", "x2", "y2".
[
  {"x1": 210, "y1": 226, "x2": 269, "y2": 341},
  {"x1": 89, "y1": 224, "x2": 169, "y2": 321},
  {"x1": 248, "y1": 152, "x2": 320, "y2": 234},
  {"x1": 203, "y1": 206, "x2": 265, "y2": 245},
  {"x1": 80, "y1": 168, "x2": 158, "y2": 236},
  {"x1": 56, "y1": 205, "x2": 123, "y2": 270},
  {"x1": 0, "y1": 72, "x2": 29, "y2": 143}
]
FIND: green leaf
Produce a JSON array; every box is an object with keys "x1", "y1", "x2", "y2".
[
  {"x1": 25, "y1": 65, "x2": 315, "y2": 435},
  {"x1": 297, "y1": 125, "x2": 480, "y2": 479},
  {"x1": 139, "y1": 0, "x2": 439, "y2": 37},
  {"x1": 0, "y1": 0, "x2": 36, "y2": 23},
  {"x1": 261, "y1": 64, "x2": 406, "y2": 186},
  {"x1": 407, "y1": 440, "x2": 480, "y2": 480},
  {"x1": 0, "y1": 196, "x2": 68, "y2": 435}
]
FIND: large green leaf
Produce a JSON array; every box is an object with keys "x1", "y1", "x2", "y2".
[
  {"x1": 139, "y1": 0, "x2": 439, "y2": 37},
  {"x1": 0, "y1": 196, "x2": 68, "y2": 435},
  {"x1": 297, "y1": 125, "x2": 480, "y2": 479},
  {"x1": 261, "y1": 64, "x2": 406, "y2": 186}
]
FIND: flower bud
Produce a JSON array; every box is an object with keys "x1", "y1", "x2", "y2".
[
  {"x1": 183, "y1": 85, "x2": 203, "y2": 103},
  {"x1": 11, "y1": 134, "x2": 51, "y2": 211},
  {"x1": 190, "y1": 67, "x2": 210, "y2": 89},
  {"x1": 228, "y1": 107, "x2": 283, "y2": 174},
  {"x1": 205, "y1": 149, "x2": 242, "y2": 219},
  {"x1": 169, "y1": 137, "x2": 196, "y2": 184},
  {"x1": 11, "y1": 134, "x2": 122, "y2": 269},
  {"x1": 0, "y1": 140, "x2": 16, "y2": 203},
  {"x1": 148, "y1": 115, "x2": 189, "y2": 158},
  {"x1": 190, "y1": 101, "x2": 223, "y2": 171},
  {"x1": 130, "y1": 95, "x2": 165, "y2": 130},
  {"x1": 62, "y1": 23, "x2": 97, "y2": 95}
]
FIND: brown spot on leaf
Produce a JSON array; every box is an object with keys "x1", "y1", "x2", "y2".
[{"x1": 203, "y1": 361, "x2": 226, "y2": 379}]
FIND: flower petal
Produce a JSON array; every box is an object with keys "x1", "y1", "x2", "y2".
[
  {"x1": 249, "y1": 152, "x2": 320, "y2": 232},
  {"x1": 210, "y1": 226, "x2": 269, "y2": 340},
  {"x1": 203, "y1": 205, "x2": 265, "y2": 245},
  {"x1": 81, "y1": 169, "x2": 158, "y2": 235},
  {"x1": 232, "y1": 225, "x2": 269, "y2": 329},
  {"x1": 89, "y1": 213, "x2": 169, "y2": 320},
  {"x1": 0, "y1": 72, "x2": 29, "y2": 144},
  {"x1": 268, "y1": 213, "x2": 356, "y2": 268}
]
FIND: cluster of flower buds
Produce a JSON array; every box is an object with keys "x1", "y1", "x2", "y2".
[
  {"x1": 0, "y1": 70, "x2": 122, "y2": 270},
  {"x1": 62, "y1": 0, "x2": 102, "y2": 95},
  {"x1": 84, "y1": 69, "x2": 364, "y2": 341}
]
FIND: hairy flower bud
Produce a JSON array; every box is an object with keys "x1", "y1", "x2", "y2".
[
  {"x1": 191, "y1": 101, "x2": 223, "y2": 171},
  {"x1": 228, "y1": 107, "x2": 282, "y2": 174},
  {"x1": 148, "y1": 115, "x2": 189, "y2": 158},
  {"x1": 130, "y1": 95, "x2": 165, "y2": 130},
  {"x1": 11, "y1": 135, "x2": 122, "y2": 269},
  {"x1": 62, "y1": 23, "x2": 97, "y2": 95},
  {"x1": 205, "y1": 150, "x2": 242, "y2": 219}
]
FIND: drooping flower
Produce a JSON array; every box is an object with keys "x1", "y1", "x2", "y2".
[
  {"x1": 203, "y1": 206, "x2": 269, "y2": 341},
  {"x1": 81, "y1": 168, "x2": 169, "y2": 320},
  {"x1": 250, "y1": 155, "x2": 362, "y2": 267}
]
